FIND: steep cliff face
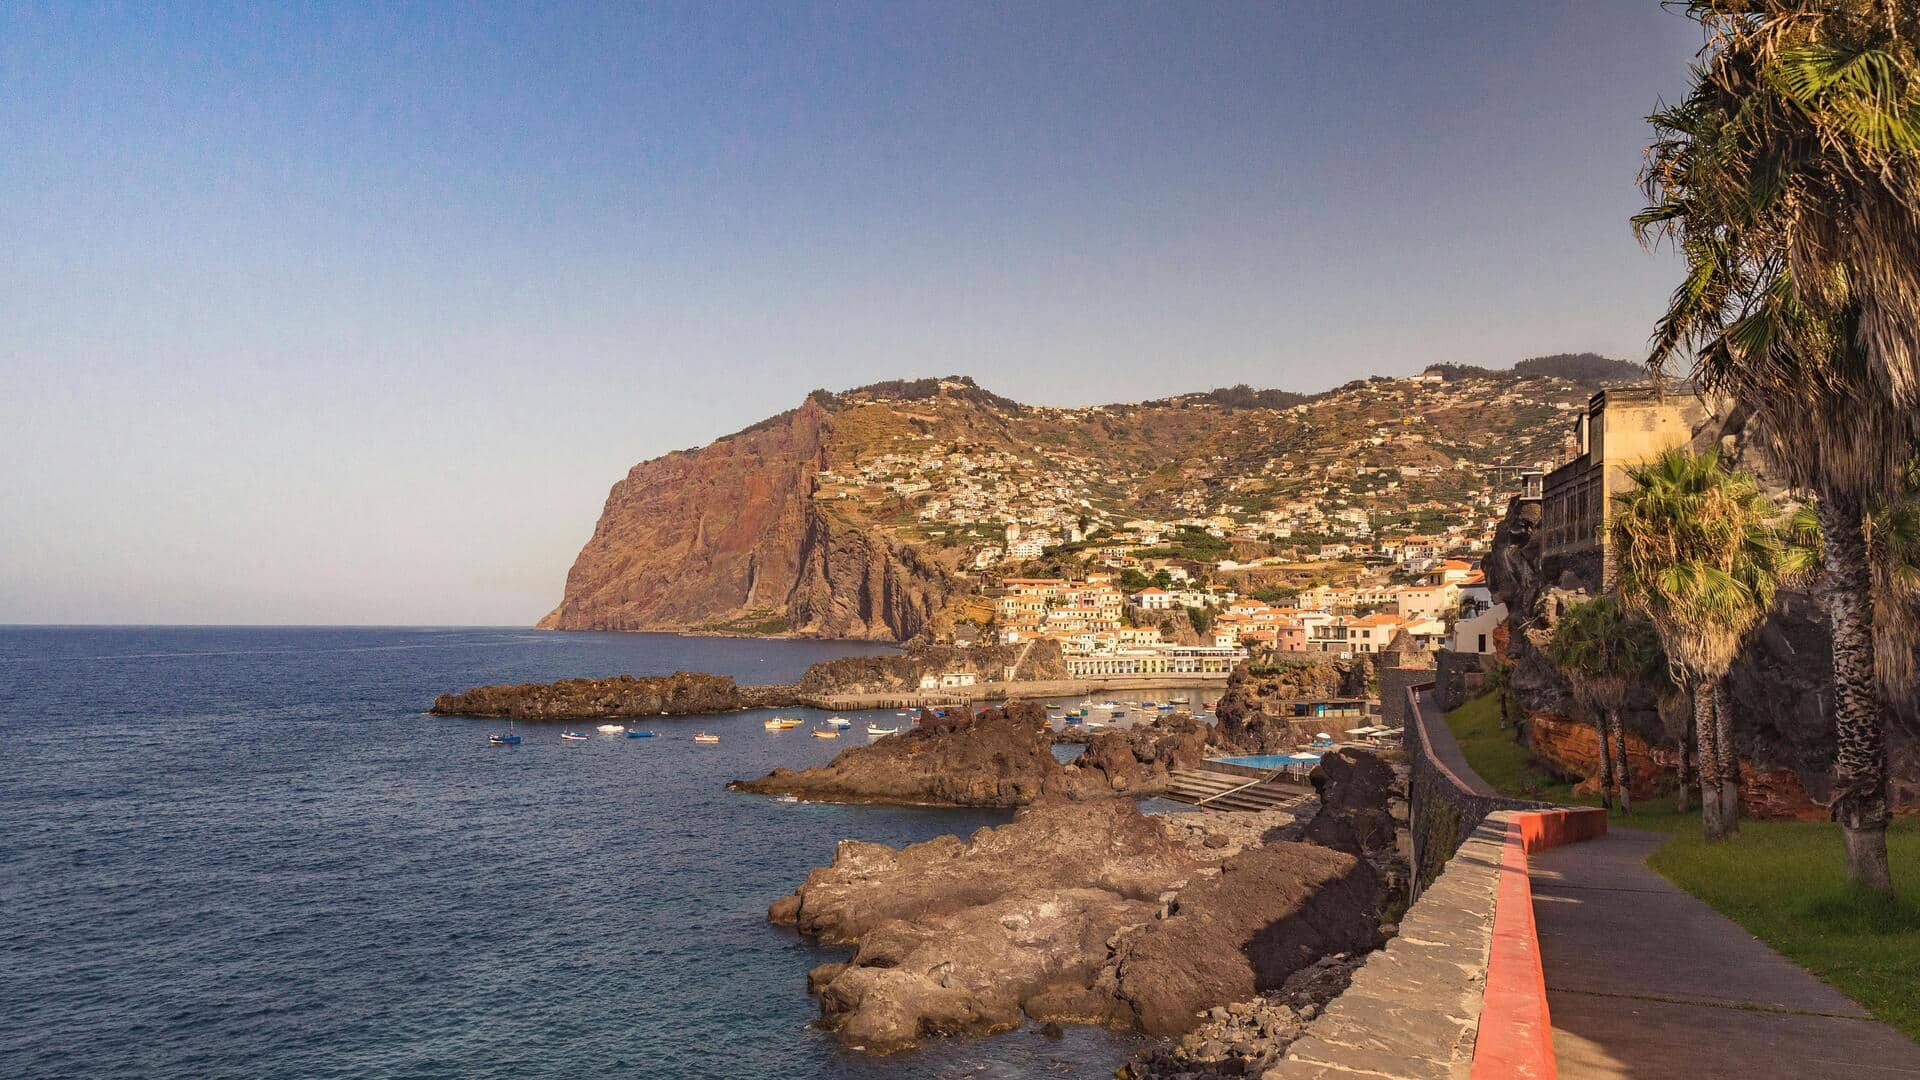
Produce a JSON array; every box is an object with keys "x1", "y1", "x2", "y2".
[{"x1": 538, "y1": 398, "x2": 953, "y2": 640}]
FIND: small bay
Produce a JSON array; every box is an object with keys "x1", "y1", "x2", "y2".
[{"x1": 0, "y1": 626, "x2": 1143, "y2": 1079}]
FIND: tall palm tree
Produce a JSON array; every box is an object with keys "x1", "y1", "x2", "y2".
[
  {"x1": 1610, "y1": 449, "x2": 1791, "y2": 840},
  {"x1": 1548, "y1": 596, "x2": 1666, "y2": 815},
  {"x1": 1637, "y1": 0, "x2": 1920, "y2": 891}
]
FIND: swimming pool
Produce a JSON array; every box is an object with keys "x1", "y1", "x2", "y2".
[{"x1": 1207, "y1": 753, "x2": 1321, "y2": 770}]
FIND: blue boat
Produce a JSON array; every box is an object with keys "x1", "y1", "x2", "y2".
[
  {"x1": 488, "y1": 733, "x2": 520, "y2": 746},
  {"x1": 1157, "y1": 704, "x2": 1175, "y2": 711},
  {"x1": 1111, "y1": 710, "x2": 1127, "y2": 719},
  {"x1": 625, "y1": 729, "x2": 657, "y2": 739},
  {"x1": 1064, "y1": 715, "x2": 1082, "y2": 726}
]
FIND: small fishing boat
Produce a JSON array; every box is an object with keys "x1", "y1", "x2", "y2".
[
  {"x1": 560, "y1": 731, "x2": 590, "y2": 741},
  {"x1": 1170, "y1": 694, "x2": 1191, "y2": 704},
  {"x1": 693, "y1": 733, "x2": 720, "y2": 744},
  {"x1": 763, "y1": 717, "x2": 803, "y2": 730},
  {"x1": 812, "y1": 727, "x2": 840, "y2": 739},
  {"x1": 1157, "y1": 703, "x2": 1175, "y2": 711},
  {"x1": 488, "y1": 733, "x2": 520, "y2": 746},
  {"x1": 866, "y1": 724, "x2": 898, "y2": 736},
  {"x1": 1083, "y1": 720, "x2": 1107, "y2": 729},
  {"x1": 625, "y1": 729, "x2": 656, "y2": 738},
  {"x1": 596, "y1": 724, "x2": 624, "y2": 733},
  {"x1": 826, "y1": 716, "x2": 852, "y2": 729},
  {"x1": 1064, "y1": 715, "x2": 1082, "y2": 726},
  {"x1": 1111, "y1": 709, "x2": 1128, "y2": 719}
]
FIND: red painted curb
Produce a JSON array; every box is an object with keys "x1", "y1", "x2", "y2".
[
  {"x1": 1520, "y1": 807, "x2": 1608, "y2": 853},
  {"x1": 1471, "y1": 817, "x2": 1557, "y2": 1079}
]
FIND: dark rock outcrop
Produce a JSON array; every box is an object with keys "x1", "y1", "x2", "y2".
[
  {"x1": 733, "y1": 703, "x2": 1070, "y2": 806},
  {"x1": 730, "y1": 703, "x2": 1210, "y2": 806},
  {"x1": 1209, "y1": 658, "x2": 1369, "y2": 754},
  {"x1": 771, "y1": 799, "x2": 1384, "y2": 1053},
  {"x1": 1297, "y1": 748, "x2": 1400, "y2": 858},
  {"x1": 1099, "y1": 842, "x2": 1383, "y2": 1037},
  {"x1": 428, "y1": 672, "x2": 789, "y2": 720}
]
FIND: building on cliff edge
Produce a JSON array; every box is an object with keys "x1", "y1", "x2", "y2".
[{"x1": 1538, "y1": 385, "x2": 1708, "y2": 585}]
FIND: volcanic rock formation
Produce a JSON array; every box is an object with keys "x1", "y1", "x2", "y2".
[
  {"x1": 729, "y1": 703, "x2": 1210, "y2": 806},
  {"x1": 771, "y1": 798, "x2": 1383, "y2": 1052},
  {"x1": 537, "y1": 398, "x2": 955, "y2": 640}
]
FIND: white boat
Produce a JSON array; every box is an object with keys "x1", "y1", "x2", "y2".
[
  {"x1": 560, "y1": 731, "x2": 590, "y2": 741},
  {"x1": 596, "y1": 724, "x2": 624, "y2": 733},
  {"x1": 812, "y1": 727, "x2": 840, "y2": 739},
  {"x1": 826, "y1": 716, "x2": 852, "y2": 728},
  {"x1": 1083, "y1": 720, "x2": 1107, "y2": 729},
  {"x1": 866, "y1": 724, "x2": 898, "y2": 736},
  {"x1": 693, "y1": 733, "x2": 720, "y2": 744}
]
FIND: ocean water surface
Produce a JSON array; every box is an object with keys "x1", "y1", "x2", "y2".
[{"x1": 0, "y1": 627, "x2": 1146, "y2": 1079}]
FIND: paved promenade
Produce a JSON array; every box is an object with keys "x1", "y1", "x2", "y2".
[{"x1": 1532, "y1": 828, "x2": 1920, "y2": 1079}]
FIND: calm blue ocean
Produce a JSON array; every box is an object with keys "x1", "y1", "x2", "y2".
[{"x1": 0, "y1": 627, "x2": 1143, "y2": 1079}]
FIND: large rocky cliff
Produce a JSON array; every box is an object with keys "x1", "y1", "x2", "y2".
[{"x1": 538, "y1": 398, "x2": 954, "y2": 640}]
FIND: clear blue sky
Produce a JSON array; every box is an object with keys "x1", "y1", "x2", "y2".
[{"x1": 1, "y1": 2, "x2": 1706, "y2": 625}]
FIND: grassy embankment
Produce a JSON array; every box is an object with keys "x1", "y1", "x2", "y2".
[{"x1": 1444, "y1": 691, "x2": 1920, "y2": 1041}]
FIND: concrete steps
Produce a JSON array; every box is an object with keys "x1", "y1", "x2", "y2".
[{"x1": 1161, "y1": 768, "x2": 1309, "y2": 812}]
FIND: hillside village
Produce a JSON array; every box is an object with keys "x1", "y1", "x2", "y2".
[{"x1": 801, "y1": 360, "x2": 1621, "y2": 670}]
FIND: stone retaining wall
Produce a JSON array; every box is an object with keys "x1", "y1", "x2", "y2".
[
  {"x1": 1264, "y1": 812, "x2": 1514, "y2": 1079},
  {"x1": 1405, "y1": 683, "x2": 1549, "y2": 895}
]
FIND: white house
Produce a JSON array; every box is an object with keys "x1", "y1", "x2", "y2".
[{"x1": 1452, "y1": 603, "x2": 1508, "y2": 655}]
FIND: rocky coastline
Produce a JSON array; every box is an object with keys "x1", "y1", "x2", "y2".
[
  {"x1": 729, "y1": 703, "x2": 1209, "y2": 806},
  {"x1": 766, "y1": 749, "x2": 1400, "y2": 1055}
]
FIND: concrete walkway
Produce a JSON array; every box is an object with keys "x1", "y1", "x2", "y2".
[
  {"x1": 1531, "y1": 828, "x2": 1920, "y2": 1079},
  {"x1": 1415, "y1": 690, "x2": 1502, "y2": 798}
]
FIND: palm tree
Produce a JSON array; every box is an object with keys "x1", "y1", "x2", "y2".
[
  {"x1": 1547, "y1": 596, "x2": 1666, "y2": 815},
  {"x1": 1610, "y1": 449, "x2": 1791, "y2": 840},
  {"x1": 1636, "y1": 1, "x2": 1920, "y2": 890}
]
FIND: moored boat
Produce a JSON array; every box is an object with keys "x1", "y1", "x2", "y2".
[
  {"x1": 560, "y1": 731, "x2": 589, "y2": 741},
  {"x1": 596, "y1": 723, "x2": 624, "y2": 733},
  {"x1": 826, "y1": 716, "x2": 852, "y2": 728},
  {"x1": 764, "y1": 717, "x2": 803, "y2": 730},
  {"x1": 812, "y1": 727, "x2": 840, "y2": 739},
  {"x1": 866, "y1": 724, "x2": 897, "y2": 736},
  {"x1": 488, "y1": 733, "x2": 520, "y2": 745},
  {"x1": 693, "y1": 733, "x2": 720, "y2": 744},
  {"x1": 625, "y1": 729, "x2": 656, "y2": 738}
]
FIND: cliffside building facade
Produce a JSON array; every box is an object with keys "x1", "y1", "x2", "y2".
[{"x1": 1538, "y1": 386, "x2": 1708, "y2": 582}]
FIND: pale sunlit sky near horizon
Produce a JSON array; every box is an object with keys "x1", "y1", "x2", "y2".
[{"x1": 2, "y1": 2, "x2": 1707, "y2": 625}]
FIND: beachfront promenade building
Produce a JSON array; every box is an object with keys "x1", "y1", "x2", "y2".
[{"x1": 1063, "y1": 644, "x2": 1245, "y2": 678}]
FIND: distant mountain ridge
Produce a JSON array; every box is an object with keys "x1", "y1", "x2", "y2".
[{"x1": 539, "y1": 356, "x2": 1645, "y2": 640}]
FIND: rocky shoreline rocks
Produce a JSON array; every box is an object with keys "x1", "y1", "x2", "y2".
[
  {"x1": 767, "y1": 754, "x2": 1398, "y2": 1055},
  {"x1": 729, "y1": 703, "x2": 1210, "y2": 806},
  {"x1": 427, "y1": 672, "x2": 795, "y2": 720}
]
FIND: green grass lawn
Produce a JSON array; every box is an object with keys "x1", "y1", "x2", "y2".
[{"x1": 1443, "y1": 692, "x2": 1920, "y2": 1042}]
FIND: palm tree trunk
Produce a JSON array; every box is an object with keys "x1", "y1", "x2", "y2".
[
  {"x1": 1694, "y1": 677, "x2": 1728, "y2": 840},
  {"x1": 1712, "y1": 680, "x2": 1740, "y2": 837},
  {"x1": 1595, "y1": 709, "x2": 1615, "y2": 811},
  {"x1": 1611, "y1": 709, "x2": 1632, "y2": 816},
  {"x1": 1676, "y1": 734, "x2": 1692, "y2": 813},
  {"x1": 1817, "y1": 494, "x2": 1894, "y2": 894}
]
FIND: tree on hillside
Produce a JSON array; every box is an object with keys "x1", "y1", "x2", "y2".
[
  {"x1": 1610, "y1": 449, "x2": 1794, "y2": 840},
  {"x1": 1636, "y1": 0, "x2": 1920, "y2": 890},
  {"x1": 1547, "y1": 596, "x2": 1666, "y2": 815}
]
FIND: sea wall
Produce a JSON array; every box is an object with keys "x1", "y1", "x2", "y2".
[{"x1": 1404, "y1": 683, "x2": 1550, "y2": 895}]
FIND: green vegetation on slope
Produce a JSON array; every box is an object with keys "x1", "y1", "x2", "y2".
[
  {"x1": 1442, "y1": 692, "x2": 1589, "y2": 804},
  {"x1": 1443, "y1": 691, "x2": 1920, "y2": 1042}
]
